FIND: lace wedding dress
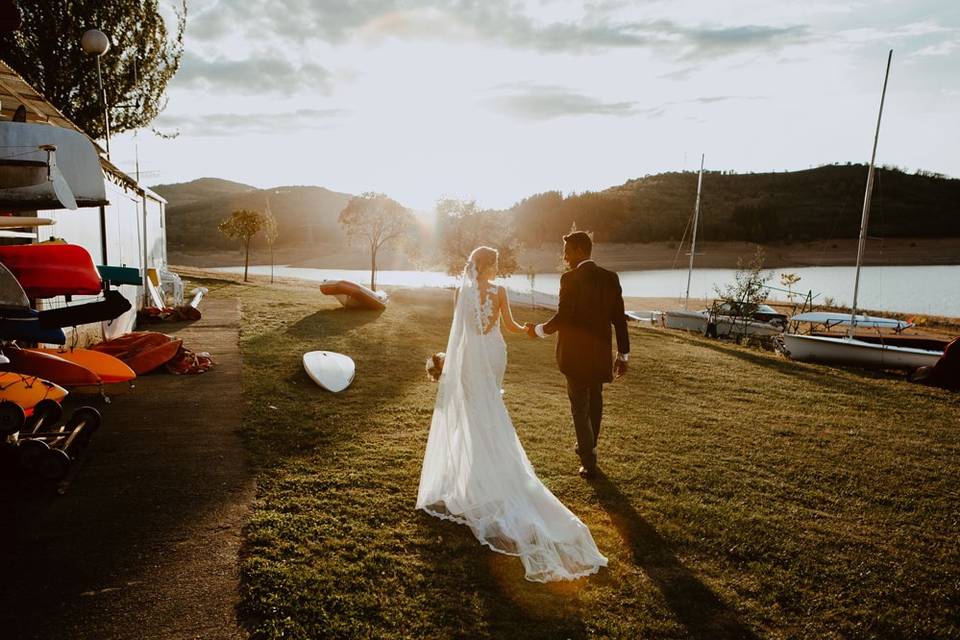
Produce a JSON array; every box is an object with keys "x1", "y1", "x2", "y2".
[{"x1": 417, "y1": 262, "x2": 607, "y2": 582}]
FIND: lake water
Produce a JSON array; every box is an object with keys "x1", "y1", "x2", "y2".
[{"x1": 211, "y1": 264, "x2": 960, "y2": 317}]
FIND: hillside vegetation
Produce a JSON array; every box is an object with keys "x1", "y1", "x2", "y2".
[
  {"x1": 152, "y1": 179, "x2": 352, "y2": 252},
  {"x1": 154, "y1": 165, "x2": 960, "y2": 255}
]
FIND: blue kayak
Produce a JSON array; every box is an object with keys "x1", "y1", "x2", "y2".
[{"x1": 0, "y1": 311, "x2": 67, "y2": 344}]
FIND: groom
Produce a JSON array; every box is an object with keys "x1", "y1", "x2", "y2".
[{"x1": 526, "y1": 231, "x2": 630, "y2": 479}]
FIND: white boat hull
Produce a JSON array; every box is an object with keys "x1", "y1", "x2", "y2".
[
  {"x1": 0, "y1": 122, "x2": 106, "y2": 209},
  {"x1": 782, "y1": 334, "x2": 942, "y2": 370},
  {"x1": 664, "y1": 310, "x2": 708, "y2": 333},
  {"x1": 714, "y1": 316, "x2": 783, "y2": 337}
]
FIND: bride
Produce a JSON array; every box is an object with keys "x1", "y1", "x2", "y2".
[{"x1": 417, "y1": 246, "x2": 607, "y2": 582}]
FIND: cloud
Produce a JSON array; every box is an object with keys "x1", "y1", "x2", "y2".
[
  {"x1": 173, "y1": 51, "x2": 333, "y2": 95},
  {"x1": 485, "y1": 84, "x2": 639, "y2": 120},
  {"x1": 154, "y1": 108, "x2": 348, "y2": 136},
  {"x1": 914, "y1": 39, "x2": 960, "y2": 57},
  {"x1": 486, "y1": 85, "x2": 766, "y2": 121},
  {"x1": 187, "y1": 0, "x2": 813, "y2": 59}
]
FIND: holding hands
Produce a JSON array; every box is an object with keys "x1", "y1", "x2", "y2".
[{"x1": 524, "y1": 322, "x2": 539, "y2": 339}]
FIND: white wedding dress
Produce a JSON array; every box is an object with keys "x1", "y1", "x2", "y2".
[{"x1": 417, "y1": 262, "x2": 608, "y2": 582}]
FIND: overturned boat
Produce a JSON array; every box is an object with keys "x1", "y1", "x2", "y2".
[{"x1": 319, "y1": 280, "x2": 388, "y2": 311}]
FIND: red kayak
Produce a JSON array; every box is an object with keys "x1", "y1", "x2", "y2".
[
  {"x1": 0, "y1": 244, "x2": 102, "y2": 298},
  {"x1": 90, "y1": 332, "x2": 184, "y2": 375},
  {"x1": 319, "y1": 280, "x2": 388, "y2": 311},
  {"x1": 0, "y1": 347, "x2": 101, "y2": 387}
]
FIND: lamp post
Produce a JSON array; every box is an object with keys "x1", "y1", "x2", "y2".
[{"x1": 81, "y1": 28, "x2": 111, "y2": 158}]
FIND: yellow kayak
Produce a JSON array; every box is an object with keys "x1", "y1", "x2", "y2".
[{"x1": 0, "y1": 372, "x2": 68, "y2": 411}]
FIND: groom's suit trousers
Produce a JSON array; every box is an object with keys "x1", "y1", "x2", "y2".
[{"x1": 567, "y1": 377, "x2": 603, "y2": 469}]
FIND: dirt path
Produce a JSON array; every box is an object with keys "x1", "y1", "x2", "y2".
[{"x1": 0, "y1": 297, "x2": 253, "y2": 640}]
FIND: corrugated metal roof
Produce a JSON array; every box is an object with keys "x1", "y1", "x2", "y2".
[{"x1": 0, "y1": 58, "x2": 86, "y2": 133}]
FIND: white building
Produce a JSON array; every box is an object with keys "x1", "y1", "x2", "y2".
[{"x1": 0, "y1": 58, "x2": 168, "y2": 343}]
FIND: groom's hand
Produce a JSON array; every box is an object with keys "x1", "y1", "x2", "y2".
[
  {"x1": 524, "y1": 322, "x2": 538, "y2": 338},
  {"x1": 614, "y1": 359, "x2": 628, "y2": 380}
]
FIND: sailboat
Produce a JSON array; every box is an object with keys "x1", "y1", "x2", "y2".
[
  {"x1": 663, "y1": 156, "x2": 784, "y2": 337},
  {"x1": 664, "y1": 154, "x2": 711, "y2": 332},
  {"x1": 781, "y1": 50, "x2": 944, "y2": 370}
]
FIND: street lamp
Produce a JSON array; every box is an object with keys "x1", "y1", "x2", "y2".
[{"x1": 81, "y1": 28, "x2": 111, "y2": 159}]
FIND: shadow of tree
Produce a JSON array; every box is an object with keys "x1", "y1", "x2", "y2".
[{"x1": 590, "y1": 470, "x2": 759, "y2": 640}]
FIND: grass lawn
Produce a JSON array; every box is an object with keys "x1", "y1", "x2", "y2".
[{"x1": 192, "y1": 276, "x2": 959, "y2": 639}]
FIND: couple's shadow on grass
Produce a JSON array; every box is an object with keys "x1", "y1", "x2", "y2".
[
  {"x1": 589, "y1": 469, "x2": 758, "y2": 640},
  {"x1": 417, "y1": 469, "x2": 758, "y2": 640}
]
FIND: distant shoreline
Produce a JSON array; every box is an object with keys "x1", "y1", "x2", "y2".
[{"x1": 172, "y1": 237, "x2": 960, "y2": 272}]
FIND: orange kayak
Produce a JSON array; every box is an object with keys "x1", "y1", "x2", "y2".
[
  {"x1": 90, "y1": 332, "x2": 183, "y2": 375},
  {"x1": 0, "y1": 372, "x2": 68, "y2": 412},
  {"x1": 31, "y1": 348, "x2": 136, "y2": 384},
  {"x1": 1, "y1": 348, "x2": 101, "y2": 387}
]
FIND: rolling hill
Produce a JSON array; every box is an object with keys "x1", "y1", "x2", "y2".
[{"x1": 151, "y1": 179, "x2": 354, "y2": 253}]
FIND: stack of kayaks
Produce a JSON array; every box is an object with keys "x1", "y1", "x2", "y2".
[{"x1": 0, "y1": 243, "x2": 137, "y2": 345}]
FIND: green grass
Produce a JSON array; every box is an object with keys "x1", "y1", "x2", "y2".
[{"x1": 192, "y1": 277, "x2": 959, "y2": 639}]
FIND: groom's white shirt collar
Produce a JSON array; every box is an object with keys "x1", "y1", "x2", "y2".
[{"x1": 576, "y1": 259, "x2": 594, "y2": 268}]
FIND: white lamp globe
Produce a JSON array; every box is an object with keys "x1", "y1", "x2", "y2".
[{"x1": 81, "y1": 29, "x2": 110, "y2": 56}]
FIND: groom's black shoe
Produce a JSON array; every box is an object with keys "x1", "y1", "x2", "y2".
[{"x1": 578, "y1": 465, "x2": 597, "y2": 479}]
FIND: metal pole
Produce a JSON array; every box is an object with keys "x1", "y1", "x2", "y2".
[
  {"x1": 849, "y1": 49, "x2": 892, "y2": 337},
  {"x1": 94, "y1": 56, "x2": 111, "y2": 159},
  {"x1": 684, "y1": 153, "x2": 704, "y2": 310}
]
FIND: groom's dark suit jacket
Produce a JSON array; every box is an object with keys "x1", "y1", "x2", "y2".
[{"x1": 542, "y1": 260, "x2": 630, "y2": 383}]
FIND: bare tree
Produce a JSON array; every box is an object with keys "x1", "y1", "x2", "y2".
[
  {"x1": 262, "y1": 196, "x2": 279, "y2": 284},
  {"x1": 338, "y1": 192, "x2": 414, "y2": 290}
]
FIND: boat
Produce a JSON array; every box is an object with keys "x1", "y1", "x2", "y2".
[
  {"x1": 319, "y1": 280, "x2": 388, "y2": 311},
  {"x1": 37, "y1": 289, "x2": 131, "y2": 328},
  {"x1": 664, "y1": 309, "x2": 708, "y2": 333},
  {"x1": 0, "y1": 312, "x2": 67, "y2": 344},
  {"x1": 781, "y1": 51, "x2": 946, "y2": 371},
  {"x1": 0, "y1": 243, "x2": 102, "y2": 298},
  {"x1": 89, "y1": 332, "x2": 183, "y2": 375},
  {"x1": 0, "y1": 261, "x2": 30, "y2": 316},
  {"x1": 30, "y1": 348, "x2": 135, "y2": 384},
  {"x1": 0, "y1": 347, "x2": 101, "y2": 387},
  {"x1": 0, "y1": 121, "x2": 106, "y2": 210},
  {"x1": 303, "y1": 350, "x2": 355, "y2": 392},
  {"x1": 626, "y1": 310, "x2": 664, "y2": 325},
  {"x1": 0, "y1": 372, "x2": 69, "y2": 413},
  {"x1": 782, "y1": 334, "x2": 941, "y2": 369}
]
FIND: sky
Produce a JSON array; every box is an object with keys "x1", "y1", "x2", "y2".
[{"x1": 107, "y1": 0, "x2": 960, "y2": 211}]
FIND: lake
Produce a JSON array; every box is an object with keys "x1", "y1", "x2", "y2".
[{"x1": 211, "y1": 264, "x2": 960, "y2": 317}]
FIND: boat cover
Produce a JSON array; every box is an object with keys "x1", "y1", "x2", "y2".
[{"x1": 791, "y1": 311, "x2": 911, "y2": 331}]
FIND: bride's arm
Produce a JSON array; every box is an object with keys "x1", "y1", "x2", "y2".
[{"x1": 498, "y1": 286, "x2": 526, "y2": 333}]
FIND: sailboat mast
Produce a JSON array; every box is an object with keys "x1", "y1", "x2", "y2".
[
  {"x1": 849, "y1": 49, "x2": 893, "y2": 337},
  {"x1": 684, "y1": 153, "x2": 705, "y2": 310}
]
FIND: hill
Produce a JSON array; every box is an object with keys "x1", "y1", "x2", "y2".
[
  {"x1": 510, "y1": 164, "x2": 960, "y2": 246},
  {"x1": 152, "y1": 179, "x2": 353, "y2": 253}
]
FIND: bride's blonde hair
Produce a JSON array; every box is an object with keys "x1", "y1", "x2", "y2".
[{"x1": 469, "y1": 246, "x2": 498, "y2": 276}]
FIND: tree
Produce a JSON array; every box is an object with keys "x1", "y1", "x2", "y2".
[
  {"x1": 0, "y1": 0, "x2": 186, "y2": 139},
  {"x1": 218, "y1": 209, "x2": 264, "y2": 283},
  {"x1": 435, "y1": 198, "x2": 519, "y2": 276},
  {"x1": 262, "y1": 197, "x2": 279, "y2": 284},
  {"x1": 338, "y1": 192, "x2": 415, "y2": 290},
  {"x1": 711, "y1": 248, "x2": 772, "y2": 343}
]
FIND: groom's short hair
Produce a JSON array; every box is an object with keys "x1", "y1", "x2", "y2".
[{"x1": 563, "y1": 231, "x2": 592, "y2": 256}]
